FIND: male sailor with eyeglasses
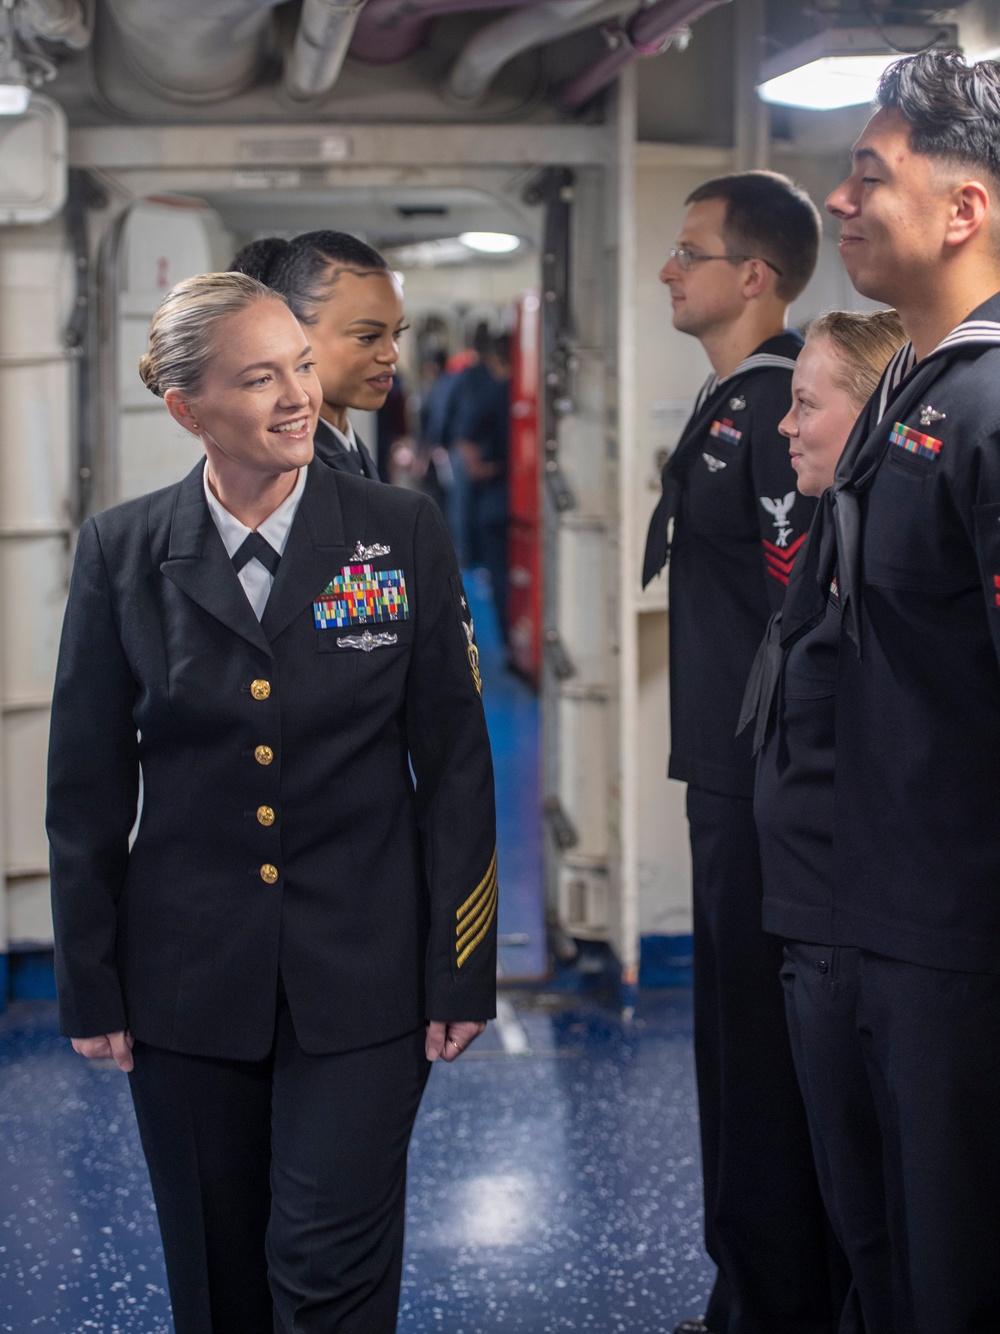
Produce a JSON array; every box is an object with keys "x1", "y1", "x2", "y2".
[{"x1": 643, "y1": 172, "x2": 849, "y2": 1334}]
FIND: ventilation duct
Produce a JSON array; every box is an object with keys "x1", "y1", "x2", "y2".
[
  {"x1": 350, "y1": 0, "x2": 540, "y2": 67},
  {"x1": 101, "y1": 0, "x2": 278, "y2": 103},
  {"x1": 446, "y1": 0, "x2": 633, "y2": 105},
  {"x1": 559, "y1": 0, "x2": 731, "y2": 109},
  {"x1": 284, "y1": 0, "x2": 368, "y2": 101}
]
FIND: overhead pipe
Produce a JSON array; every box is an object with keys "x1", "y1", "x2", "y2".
[
  {"x1": 16, "y1": 0, "x2": 93, "y2": 50},
  {"x1": 558, "y1": 0, "x2": 732, "y2": 110},
  {"x1": 349, "y1": 0, "x2": 539, "y2": 67},
  {"x1": 101, "y1": 0, "x2": 278, "y2": 103},
  {"x1": 283, "y1": 0, "x2": 367, "y2": 100},
  {"x1": 446, "y1": 0, "x2": 635, "y2": 105}
]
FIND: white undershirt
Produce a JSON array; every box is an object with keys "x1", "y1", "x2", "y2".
[{"x1": 203, "y1": 464, "x2": 307, "y2": 621}]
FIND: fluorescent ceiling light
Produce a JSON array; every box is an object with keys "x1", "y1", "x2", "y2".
[
  {"x1": 459, "y1": 231, "x2": 520, "y2": 254},
  {"x1": 759, "y1": 55, "x2": 900, "y2": 110},
  {"x1": 386, "y1": 238, "x2": 476, "y2": 267},
  {"x1": 0, "y1": 84, "x2": 30, "y2": 116},
  {"x1": 757, "y1": 24, "x2": 959, "y2": 111}
]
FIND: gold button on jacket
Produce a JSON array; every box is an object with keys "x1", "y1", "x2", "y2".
[
  {"x1": 257, "y1": 805, "x2": 275, "y2": 827},
  {"x1": 250, "y1": 679, "x2": 271, "y2": 700},
  {"x1": 254, "y1": 745, "x2": 274, "y2": 766},
  {"x1": 260, "y1": 863, "x2": 278, "y2": 884}
]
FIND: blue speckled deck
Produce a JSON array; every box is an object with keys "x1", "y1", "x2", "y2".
[
  {"x1": 466, "y1": 569, "x2": 546, "y2": 983},
  {"x1": 0, "y1": 991, "x2": 713, "y2": 1331}
]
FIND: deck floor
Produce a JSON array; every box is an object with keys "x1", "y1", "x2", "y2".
[{"x1": 0, "y1": 990, "x2": 713, "y2": 1332}]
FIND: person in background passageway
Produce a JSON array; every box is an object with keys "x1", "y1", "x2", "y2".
[{"x1": 453, "y1": 331, "x2": 512, "y2": 644}]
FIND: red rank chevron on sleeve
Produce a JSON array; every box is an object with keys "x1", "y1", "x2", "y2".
[{"x1": 763, "y1": 533, "x2": 807, "y2": 586}]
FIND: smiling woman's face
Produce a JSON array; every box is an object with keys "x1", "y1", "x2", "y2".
[
  {"x1": 779, "y1": 335, "x2": 862, "y2": 497},
  {"x1": 305, "y1": 268, "x2": 407, "y2": 419},
  {"x1": 179, "y1": 298, "x2": 321, "y2": 479}
]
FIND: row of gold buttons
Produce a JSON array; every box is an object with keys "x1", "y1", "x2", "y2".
[{"x1": 252, "y1": 680, "x2": 277, "y2": 884}]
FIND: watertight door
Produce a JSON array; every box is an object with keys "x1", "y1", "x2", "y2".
[{"x1": 100, "y1": 196, "x2": 232, "y2": 507}]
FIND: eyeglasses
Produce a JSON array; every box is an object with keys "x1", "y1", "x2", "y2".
[{"x1": 667, "y1": 246, "x2": 784, "y2": 277}]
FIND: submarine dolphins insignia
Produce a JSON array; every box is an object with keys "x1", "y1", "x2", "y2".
[
  {"x1": 729, "y1": 394, "x2": 746, "y2": 412},
  {"x1": 919, "y1": 404, "x2": 946, "y2": 428},
  {"x1": 352, "y1": 539, "x2": 391, "y2": 561},
  {"x1": 336, "y1": 630, "x2": 398, "y2": 652}
]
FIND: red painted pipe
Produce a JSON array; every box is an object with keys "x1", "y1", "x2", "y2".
[
  {"x1": 349, "y1": 0, "x2": 540, "y2": 66},
  {"x1": 558, "y1": 0, "x2": 731, "y2": 109}
]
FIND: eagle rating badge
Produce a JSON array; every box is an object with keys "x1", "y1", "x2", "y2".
[{"x1": 450, "y1": 575, "x2": 482, "y2": 697}]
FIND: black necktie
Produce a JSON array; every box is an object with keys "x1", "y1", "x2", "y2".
[{"x1": 232, "y1": 532, "x2": 281, "y2": 576}]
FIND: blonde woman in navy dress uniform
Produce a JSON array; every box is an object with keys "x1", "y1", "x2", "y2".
[{"x1": 46, "y1": 272, "x2": 498, "y2": 1334}]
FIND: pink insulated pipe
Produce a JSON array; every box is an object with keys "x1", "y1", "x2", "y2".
[
  {"x1": 350, "y1": 0, "x2": 540, "y2": 66},
  {"x1": 558, "y1": 0, "x2": 731, "y2": 109}
]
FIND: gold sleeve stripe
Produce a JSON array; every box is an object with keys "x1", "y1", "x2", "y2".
[
  {"x1": 456, "y1": 874, "x2": 497, "y2": 955},
  {"x1": 457, "y1": 884, "x2": 497, "y2": 968},
  {"x1": 456, "y1": 847, "x2": 498, "y2": 924},
  {"x1": 457, "y1": 864, "x2": 497, "y2": 938}
]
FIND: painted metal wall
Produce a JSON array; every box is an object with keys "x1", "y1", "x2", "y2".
[{"x1": 0, "y1": 219, "x2": 76, "y2": 968}]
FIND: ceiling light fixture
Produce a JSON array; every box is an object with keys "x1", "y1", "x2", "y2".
[
  {"x1": 0, "y1": 82, "x2": 29, "y2": 115},
  {"x1": 757, "y1": 24, "x2": 959, "y2": 111},
  {"x1": 459, "y1": 231, "x2": 521, "y2": 255}
]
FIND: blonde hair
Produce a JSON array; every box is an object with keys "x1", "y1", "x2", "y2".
[
  {"x1": 805, "y1": 308, "x2": 907, "y2": 409},
  {"x1": 138, "y1": 271, "x2": 284, "y2": 398}
]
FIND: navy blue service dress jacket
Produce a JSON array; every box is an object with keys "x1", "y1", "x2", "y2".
[
  {"x1": 643, "y1": 331, "x2": 816, "y2": 798},
  {"x1": 312, "y1": 416, "x2": 379, "y2": 480},
  {"x1": 832, "y1": 299, "x2": 1000, "y2": 974},
  {"x1": 47, "y1": 457, "x2": 498, "y2": 1060},
  {"x1": 773, "y1": 296, "x2": 1000, "y2": 973}
]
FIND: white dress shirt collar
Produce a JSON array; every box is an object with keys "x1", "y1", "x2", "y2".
[
  {"x1": 325, "y1": 419, "x2": 357, "y2": 454},
  {"x1": 203, "y1": 464, "x2": 307, "y2": 620}
]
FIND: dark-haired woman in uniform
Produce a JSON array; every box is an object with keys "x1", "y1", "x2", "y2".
[
  {"x1": 231, "y1": 231, "x2": 403, "y2": 482},
  {"x1": 47, "y1": 271, "x2": 498, "y2": 1334}
]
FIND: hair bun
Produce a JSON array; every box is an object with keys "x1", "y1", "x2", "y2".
[
  {"x1": 137, "y1": 350, "x2": 162, "y2": 397},
  {"x1": 228, "y1": 237, "x2": 290, "y2": 285}
]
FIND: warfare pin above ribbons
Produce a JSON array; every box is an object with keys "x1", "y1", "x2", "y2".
[
  {"x1": 919, "y1": 404, "x2": 946, "y2": 428},
  {"x1": 352, "y1": 539, "x2": 391, "y2": 561}
]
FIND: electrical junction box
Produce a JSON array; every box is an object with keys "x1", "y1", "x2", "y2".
[{"x1": 0, "y1": 95, "x2": 67, "y2": 225}]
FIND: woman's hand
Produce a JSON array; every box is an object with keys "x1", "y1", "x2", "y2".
[
  {"x1": 425, "y1": 1020, "x2": 486, "y2": 1063},
  {"x1": 71, "y1": 1030, "x2": 135, "y2": 1073}
]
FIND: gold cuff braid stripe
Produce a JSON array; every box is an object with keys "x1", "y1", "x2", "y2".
[
  {"x1": 456, "y1": 873, "x2": 497, "y2": 955},
  {"x1": 456, "y1": 847, "x2": 498, "y2": 925},
  {"x1": 457, "y1": 882, "x2": 497, "y2": 968}
]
